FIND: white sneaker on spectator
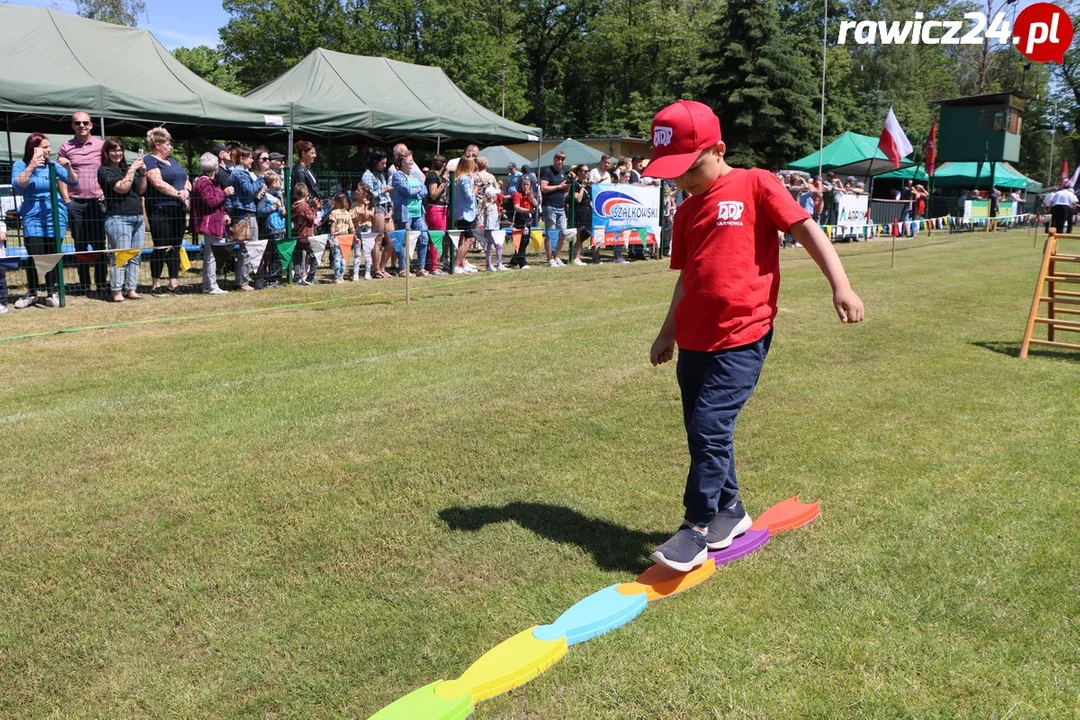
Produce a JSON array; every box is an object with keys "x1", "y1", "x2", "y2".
[
  {"x1": 549, "y1": 258, "x2": 560, "y2": 268},
  {"x1": 203, "y1": 287, "x2": 227, "y2": 295},
  {"x1": 557, "y1": 258, "x2": 567, "y2": 266},
  {"x1": 352, "y1": 271, "x2": 360, "y2": 281},
  {"x1": 571, "y1": 258, "x2": 587, "y2": 266},
  {"x1": 0, "y1": 304, "x2": 8, "y2": 314},
  {"x1": 41, "y1": 294, "x2": 60, "y2": 308},
  {"x1": 497, "y1": 264, "x2": 511, "y2": 272},
  {"x1": 520, "y1": 264, "x2": 530, "y2": 270},
  {"x1": 432, "y1": 268, "x2": 445, "y2": 276},
  {"x1": 464, "y1": 265, "x2": 478, "y2": 274},
  {"x1": 14, "y1": 295, "x2": 37, "y2": 309},
  {"x1": 615, "y1": 258, "x2": 630, "y2": 264}
]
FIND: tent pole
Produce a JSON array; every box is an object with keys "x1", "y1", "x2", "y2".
[
  {"x1": 436, "y1": 136, "x2": 441, "y2": 155},
  {"x1": 6, "y1": 114, "x2": 12, "y2": 166},
  {"x1": 100, "y1": 116, "x2": 105, "y2": 138}
]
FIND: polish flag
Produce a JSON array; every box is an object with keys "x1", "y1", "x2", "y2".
[{"x1": 878, "y1": 107, "x2": 913, "y2": 169}]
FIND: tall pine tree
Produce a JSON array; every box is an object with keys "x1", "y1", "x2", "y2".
[{"x1": 698, "y1": 0, "x2": 817, "y2": 168}]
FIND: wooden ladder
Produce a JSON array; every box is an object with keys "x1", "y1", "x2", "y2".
[{"x1": 1021, "y1": 232, "x2": 1080, "y2": 358}]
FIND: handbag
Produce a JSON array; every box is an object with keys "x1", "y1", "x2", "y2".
[{"x1": 228, "y1": 218, "x2": 252, "y2": 242}]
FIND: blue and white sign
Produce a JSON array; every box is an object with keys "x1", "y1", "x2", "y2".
[{"x1": 591, "y1": 184, "x2": 662, "y2": 233}]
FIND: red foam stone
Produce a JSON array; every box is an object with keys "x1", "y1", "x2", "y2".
[{"x1": 750, "y1": 496, "x2": 820, "y2": 535}]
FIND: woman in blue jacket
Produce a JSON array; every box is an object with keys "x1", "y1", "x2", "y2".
[
  {"x1": 228, "y1": 147, "x2": 265, "y2": 291},
  {"x1": 11, "y1": 133, "x2": 78, "y2": 308},
  {"x1": 390, "y1": 152, "x2": 430, "y2": 276}
]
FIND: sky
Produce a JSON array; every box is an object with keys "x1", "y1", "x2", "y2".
[
  {"x1": 7, "y1": 0, "x2": 1056, "y2": 52},
  {"x1": 10, "y1": 0, "x2": 229, "y2": 49}
]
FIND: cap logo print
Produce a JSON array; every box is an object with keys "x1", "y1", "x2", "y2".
[{"x1": 652, "y1": 126, "x2": 674, "y2": 147}]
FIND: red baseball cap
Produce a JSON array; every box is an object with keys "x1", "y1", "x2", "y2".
[{"x1": 642, "y1": 100, "x2": 722, "y2": 179}]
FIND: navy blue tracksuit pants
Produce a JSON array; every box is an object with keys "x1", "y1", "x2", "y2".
[{"x1": 676, "y1": 329, "x2": 773, "y2": 527}]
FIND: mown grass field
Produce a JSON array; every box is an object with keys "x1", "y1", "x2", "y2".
[{"x1": 1, "y1": 230, "x2": 1078, "y2": 719}]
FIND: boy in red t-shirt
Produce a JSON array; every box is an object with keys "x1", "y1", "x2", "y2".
[{"x1": 644, "y1": 100, "x2": 864, "y2": 571}]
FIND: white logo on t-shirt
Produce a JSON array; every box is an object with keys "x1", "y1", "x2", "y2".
[
  {"x1": 716, "y1": 200, "x2": 744, "y2": 226},
  {"x1": 653, "y1": 126, "x2": 674, "y2": 147}
]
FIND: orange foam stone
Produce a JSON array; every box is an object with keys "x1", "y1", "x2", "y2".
[
  {"x1": 750, "y1": 496, "x2": 820, "y2": 534},
  {"x1": 616, "y1": 558, "x2": 716, "y2": 601},
  {"x1": 434, "y1": 627, "x2": 567, "y2": 703}
]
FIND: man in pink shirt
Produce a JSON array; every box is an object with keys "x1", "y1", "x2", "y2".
[{"x1": 59, "y1": 111, "x2": 107, "y2": 295}]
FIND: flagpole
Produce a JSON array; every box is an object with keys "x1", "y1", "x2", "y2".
[{"x1": 817, "y1": 0, "x2": 828, "y2": 181}]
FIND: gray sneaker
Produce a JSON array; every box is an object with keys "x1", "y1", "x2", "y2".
[
  {"x1": 650, "y1": 526, "x2": 708, "y2": 572},
  {"x1": 13, "y1": 295, "x2": 37, "y2": 309},
  {"x1": 705, "y1": 501, "x2": 753, "y2": 550},
  {"x1": 40, "y1": 294, "x2": 59, "y2": 308}
]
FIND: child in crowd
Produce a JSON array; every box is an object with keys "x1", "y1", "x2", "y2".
[
  {"x1": 351, "y1": 183, "x2": 375, "y2": 280},
  {"x1": 255, "y1": 170, "x2": 287, "y2": 288},
  {"x1": 643, "y1": 100, "x2": 864, "y2": 572},
  {"x1": 328, "y1": 191, "x2": 354, "y2": 284},
  {"x1": 483, "y1": 184, "x2": 508, "y2": 272},
  {"x1": 0, "y1": 220, "x2": 8, "y2": 314},
  {"x1": 291, "y1": 182, "x2": 317, "y2": 284}
]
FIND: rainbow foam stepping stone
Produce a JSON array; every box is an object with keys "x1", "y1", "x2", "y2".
[
  {"x1": 750, "y1": 496, "x2": 820, "y2": 535},
  {"x1": 616, "y1": 558, "x2": 716, "y2": 601},
  {"x1": 367, "y1": 681, "x2": 473, "y2": 720},
  {"x1": 533, "y1": 584, "x2": 648, "y2": 646},
  {"x1": 435, "y1": 627, "x2": 567, "y2": 703},
  {"x1": 707, "y1": 528, "x2": 770, "y2": 566}
]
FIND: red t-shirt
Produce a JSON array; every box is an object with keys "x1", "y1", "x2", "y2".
[
  {"x1": 671, "y1": 168, "x2": 811, "y2": 352},
  {"x1": 512, "y1": 191, "x2": 534, "y2": 212}
]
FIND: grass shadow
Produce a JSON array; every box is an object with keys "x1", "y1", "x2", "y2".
[
  {"x1": 971, "y1": 340, "x2": 1080, "y2": 363},
  {"x1": 439, "y1": 502, "x2": 668, "y2": 574}
]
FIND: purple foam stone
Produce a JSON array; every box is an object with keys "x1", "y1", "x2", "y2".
[{"x1": 707, "y1": 528, "x2": 770, "y2": 566}]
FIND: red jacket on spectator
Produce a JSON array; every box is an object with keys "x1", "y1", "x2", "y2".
[
  {"x1": 292, "y1": 200, "x2": 316, "y2": 238},
  {"x1": 191, "y1": 175, "x2": 228, "y2": 239}
]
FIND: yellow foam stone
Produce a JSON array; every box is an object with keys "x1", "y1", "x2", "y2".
[
  {"x1": 434, "y1": 626, "x2": 567, "y2": 703},
  {"x1": 616, "y1": 558, "x2": 716, "y2": 601}
]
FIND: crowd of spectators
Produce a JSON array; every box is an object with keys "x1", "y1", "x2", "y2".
[{"x1": 2, "y1": 116, "x2": 675, "y2": 312}]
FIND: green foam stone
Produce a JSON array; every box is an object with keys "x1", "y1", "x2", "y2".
[{"x1": 368, "y1": 680, "x2": 473, "y2": 720}]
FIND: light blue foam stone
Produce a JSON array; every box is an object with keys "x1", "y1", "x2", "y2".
[{"x1": 533, "y1": 584, "x2": 648, "y2": 646}]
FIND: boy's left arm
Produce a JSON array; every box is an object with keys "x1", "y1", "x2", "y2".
[{"x1": 788, "y1": 218, "x2": 865, "y2": 324}]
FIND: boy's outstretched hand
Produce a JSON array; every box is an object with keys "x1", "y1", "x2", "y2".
[
  {"x1": 833, "y1": 287, "x2": 865, "y2": 323},
  {"x1": 650, "y1": 331, "x2": 676, "y2": 366}
]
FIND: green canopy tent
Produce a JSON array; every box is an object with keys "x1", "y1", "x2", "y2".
[
  {"x1": 537, "y1": 138, "x2": 605, "y2": 167},
  {"x1": 244, "y1": 48, "x2": 541, "y2": 144},
  {"x1": 478, "y1": 145, "x2": 532, "y2": 174},
  {"x1": 875, "y1": 166, "x2": 930, "y2": 182},
  {"x1": 0, "y1": 6, "x2": 287, "y2": 137},
  {"x1": 788, "y1": 131, "x2": 914, "y2": 177},
  {"x1": 929, "y1": 162, "x2": 1042, "y2": 192}
]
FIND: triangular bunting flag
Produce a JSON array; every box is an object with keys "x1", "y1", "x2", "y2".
[
  {"x1": 34, "y1": 253, "x2": 63, "y2": 277},
  {"x1": 637, "y1": 228, "x2": 648, "y2": 245},
  {"x1": 113, "y1": 248, "x2": 140, "y2": 267},
  {"x1": 389, "y1": 230, "x2": 407, "y2": 259},
  {"x1": 77, "y1": 251, "x2": 105, "y2": 263},
  {"x1": 178, "y1": 246, "x2": 191, "y2": 273},
  {"x1": 488, "y1": 229, "x2": 506, "y2": 246},
  {"x1": 276, "y1": 238, "x2": 298, "y2": 272},
  {"x1": 308, "y1": 234, "x2": 328, "y2": 258},
  {"x1": 649, "y1": 226, "x2": 661, "y2": 245},
  {"x1": 546, "y1": 229, "x2": 561, "y2": 251},
  {"x1": 428, "y1": 230, "x2": 444, "y2": 245},
  {"x1": 530, "y1": 229, "x2": 544, "y2": 253},
  {"x1": 446, "y1": 230, "x2": 461, "y2": 249},
  {"x1": 245, "y1": 239, "x2": 268, "y2": 271}
]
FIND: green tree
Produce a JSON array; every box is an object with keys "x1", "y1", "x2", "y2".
[
  {"x1": 173, "y1": 46, "x2": 248, "y2": 95},
  {"x1": 699, "y1": 0, "x2": 818, "y2": 168},
  {"x1": 74, "y1": 0, "x2": 145, "y2": 26}
]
